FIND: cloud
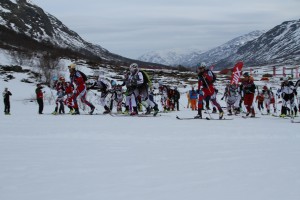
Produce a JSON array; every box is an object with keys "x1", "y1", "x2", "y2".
[{"x1": 32, "y1": 0, "x2": 300, "y2": 59}]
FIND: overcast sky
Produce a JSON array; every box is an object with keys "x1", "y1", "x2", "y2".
[{"x1": 32, "y1": 0, "x2": 300, "y2": 59}]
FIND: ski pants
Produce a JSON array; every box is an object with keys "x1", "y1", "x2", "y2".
[
  {"x1": 4, "y1": 100, "x2": 10, "y2": 113},
  {"x1": 37, "y1": 98, "x2": 43, "y2": 114},
  {"x1": 244, "y1": 93, "x2": 255, "y2": 114},
  {"x1": 226, "y1": 95, "x2": 240, "y2": 112},
  {"x1": 73, "y1": 87, "x2": 94, "y2": 109},
  {"x1": 198, "y1": 91, "x2": 222, "y2": 112}
]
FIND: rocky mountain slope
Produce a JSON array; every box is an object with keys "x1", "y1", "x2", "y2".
[
  {"x1": 0, "y1": 0, "x2": 168, "y2": 68},
  {"x1": 215, "y1": 19, "x2": 300, "y2": 69}
]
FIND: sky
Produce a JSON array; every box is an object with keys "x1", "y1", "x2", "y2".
[{"x1": 31, "y1": 0, "x2": 300, "y2": 59}]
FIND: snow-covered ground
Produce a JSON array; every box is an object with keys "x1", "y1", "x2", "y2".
[{"x1": 1, "y1": 67, "x2": 300, "y2": 200}]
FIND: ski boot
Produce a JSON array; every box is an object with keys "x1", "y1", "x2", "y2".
[
  {"x1": 145, "y1": 107, "x2": 151, "y2": 115},
  {"x1": 212, "y1": 107, "x2": 217, "y2": 113},
  {"x1": 122, "y1": 106, "x2": 130, "y2": 115},
  {"x1": 72, "y1": 108, "x2": 80, "y2": 115},
  {"x1": 52, "y1": 111, "x2": 58, "y2": 115},
  {"x1": 279, "y1": 114, "x2": 286, "y2": 118},
  {"x1": 130, "y1": 107, "x2": 138, "y2": 116},
  {"x1": 219, "y1": 111, "x2": 224, "y2": 119},
  {"x1": 153, "y1": 105, "x2": 159, "y2": 117},
  {"x1": 103, "y1": 106, "x2": 111, "y2": 114},
  {"x1": 89, "y1": 105, "x2": 95, "y2": 115},
  {"x1": 194, "y1": 109, "x2": 202, "y2": 119}
]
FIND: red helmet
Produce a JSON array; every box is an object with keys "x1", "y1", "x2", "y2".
[{"x1": 263, "y1": 86, "x2": 268, "y2": 90}]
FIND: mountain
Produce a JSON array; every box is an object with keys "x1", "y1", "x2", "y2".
[
  {"x1": 191, "y1": 30, "x2": 265, "y2": 68},
  {"x1": 139, "y1": 19, "x2": 300, "y2": 70},
  {"x1": 138, "y1": 31, "x2": 264, "y2": 67},
  {"x1": 0, "y1": 0, "x2": 169, "y2": 68},
  {"x1": 215, "y1": 19, "x2": 300, "y2": 69},
  {"x1": 138, "y1": 48, "x2": 203, "y2": 67}
]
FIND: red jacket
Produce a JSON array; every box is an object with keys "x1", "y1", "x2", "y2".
[
  {"x1": 198, "y1": 70, "x2": 215, "y2": 96},
  {"x1": 70, "y1": 71, "x2": 85, "y2": 91},
  {"x1": 36, "y1": 87, "x2": 43, "y2": 99}
]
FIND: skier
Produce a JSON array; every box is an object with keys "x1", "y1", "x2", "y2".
[
  {"x1": 277, "y1": 77, "x2": 298, "y2": 117},
  {"x1": 262, "y1": 85, "x2": 276, "y2": 114},
  {"x1": 186, "y1": 91, "x2": 191, "y2": 109},
  {"x1": 240, "y1": 72, "x2": 256, "y2": 117},
  {"x1": 168, "y1": 88, "x2": 175, "y2": 111},
  {"x1": 36, "y1": 84, "x2": 44, "y2": 114},
  {"x1": 127, "y1": 63, "x2": 159, "y2": 116},
  {"x1": 158, "y1": 82, "x2": 170, "y2": 112},
  {"x1": 110, "y1": 80, "x2": 124, "y2": 113},
  {"x1": 173, "y1": 86, "x2": 180, "y2": 111},
  {"x1": 148, "y1": 89, "x2": 158, "y2": 113},
  {"x1": 88, "y1": 71, "x2": 112, "y2": 114},
  {"x1": 52, "y1": 76, "x2": 66, "y2": 115},
  {"x1": 195, "y1": 62, "x2": 224, "y2": 119},
  {"x1": 189, "y1": 86, "x2": 198, "y2": 111},
  {"x1": 121, "y1": 70, "x2": 132, "y2": 114},
  {"x1": 3, "y1": 87, "x2": 12, "y2": 115},
  {"x1": 255, "y1": 91, "x2": 264, "y2": 112},
  {"x1": 64, "y1": 81, "x2": 75, "y2": 114},
  {"x1": 221, "y1": 84, "x2": 241, "y2": 115},
  {"x1": 68, "y1": 64, "x2": 95, "y2": 115}
]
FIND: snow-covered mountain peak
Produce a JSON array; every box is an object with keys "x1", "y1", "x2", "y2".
[{"x1": 138, "y1": 30, "x2": 265, "y2": 67}]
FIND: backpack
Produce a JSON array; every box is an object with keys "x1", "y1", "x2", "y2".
[
  {"x1": 78, "y1": 70, "x2": 87, "y2": 82},
  {"x1": 140, "y1": 70, "x2": 152, "y2": 87},
  {"x1": 210, "y1": 70, "x2": 217, "y2": 83}
]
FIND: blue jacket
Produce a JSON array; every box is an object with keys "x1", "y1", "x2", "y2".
[{"x1": 189, "y1": 90, "x2": 198, "y2": 99}]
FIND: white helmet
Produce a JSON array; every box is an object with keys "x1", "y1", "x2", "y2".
[
  {"x1": 199, "y1": 62, "x2": 207, "y2": 68},
  {"x1": 98, "y1": 71, "x2": 105, "y2": 81},
  {"x1": 129, "y1": 63, "x2": 139, "y2": 74}
]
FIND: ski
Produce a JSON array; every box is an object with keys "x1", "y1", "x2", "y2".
[
  {"x1": 205, "y1": 117, "x2": 233, "y2": 120},
  {"x1": 176, "y1": 116, "x2": 233, "y2": 120},
  {"x1": 271, "y1": 114, "x2": 296, "y2": 119},
  {"x1": 291, "y1": 119, "x2": 300, "y2": 123},
  {"x1": 110, "y1": 113, "x2": 161, "y2": 117},
  {"x1": 176, "y1": 116, "x2": 203, "y2": 120},
  {"x1": 242, "y1": 116, "x2": 260, "y2": 119}
]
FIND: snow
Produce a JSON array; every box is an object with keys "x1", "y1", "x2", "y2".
[
  {"x1": 0, "y1": 49, "x2": 14, "y2": 65},
  {"x1": 0, "y1": 5, "x2": 11, "y2": 13},
  {"x1": 8, "y1": 0, "x2": 17, "y2": 4},
  {"x1": 1, "y1": 67, "x2": 300, "y2": 200}
]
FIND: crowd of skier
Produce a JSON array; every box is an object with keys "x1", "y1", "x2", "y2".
[{"x1": 3, "y1": 62, "x2": 300, "y2": 120}]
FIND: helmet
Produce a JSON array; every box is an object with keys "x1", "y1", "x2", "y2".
[
  {"x1": 197, "y1": 62, "x2": 207, "y2": 73},
  {"x1": 129, "y1": 63, "x2": 139, "y2": 74},
  {"x1": 98, "y1": 71, "x2": 105, "y2": 81},
  {"x1": 263, "y1": 85, "x2": 268, "y2": 90},
  {"x1": 59, "y1": 76, "x2": 65, "y2": 82},
  {"x1": 68, "y1": 63, "x2": 76, "y2": 70},
  {"x1": 230, "y1": 84, "x2": 237, "y2": 89},
  {"x1": 198, "y1": 62, "x2": 207, "y2": 69},
  {"x1": 243, "y1": 72, "x2": 250, "y2": 77},
  {"x1": 111, "y1": 80, "x2": 117, "y2": 87},
  {"x1": 200, "y1": 62, "x2": 206, "y2": 67},
  {"x1": 283, "y1": 77, "x2": 288, "y2": 81}
]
